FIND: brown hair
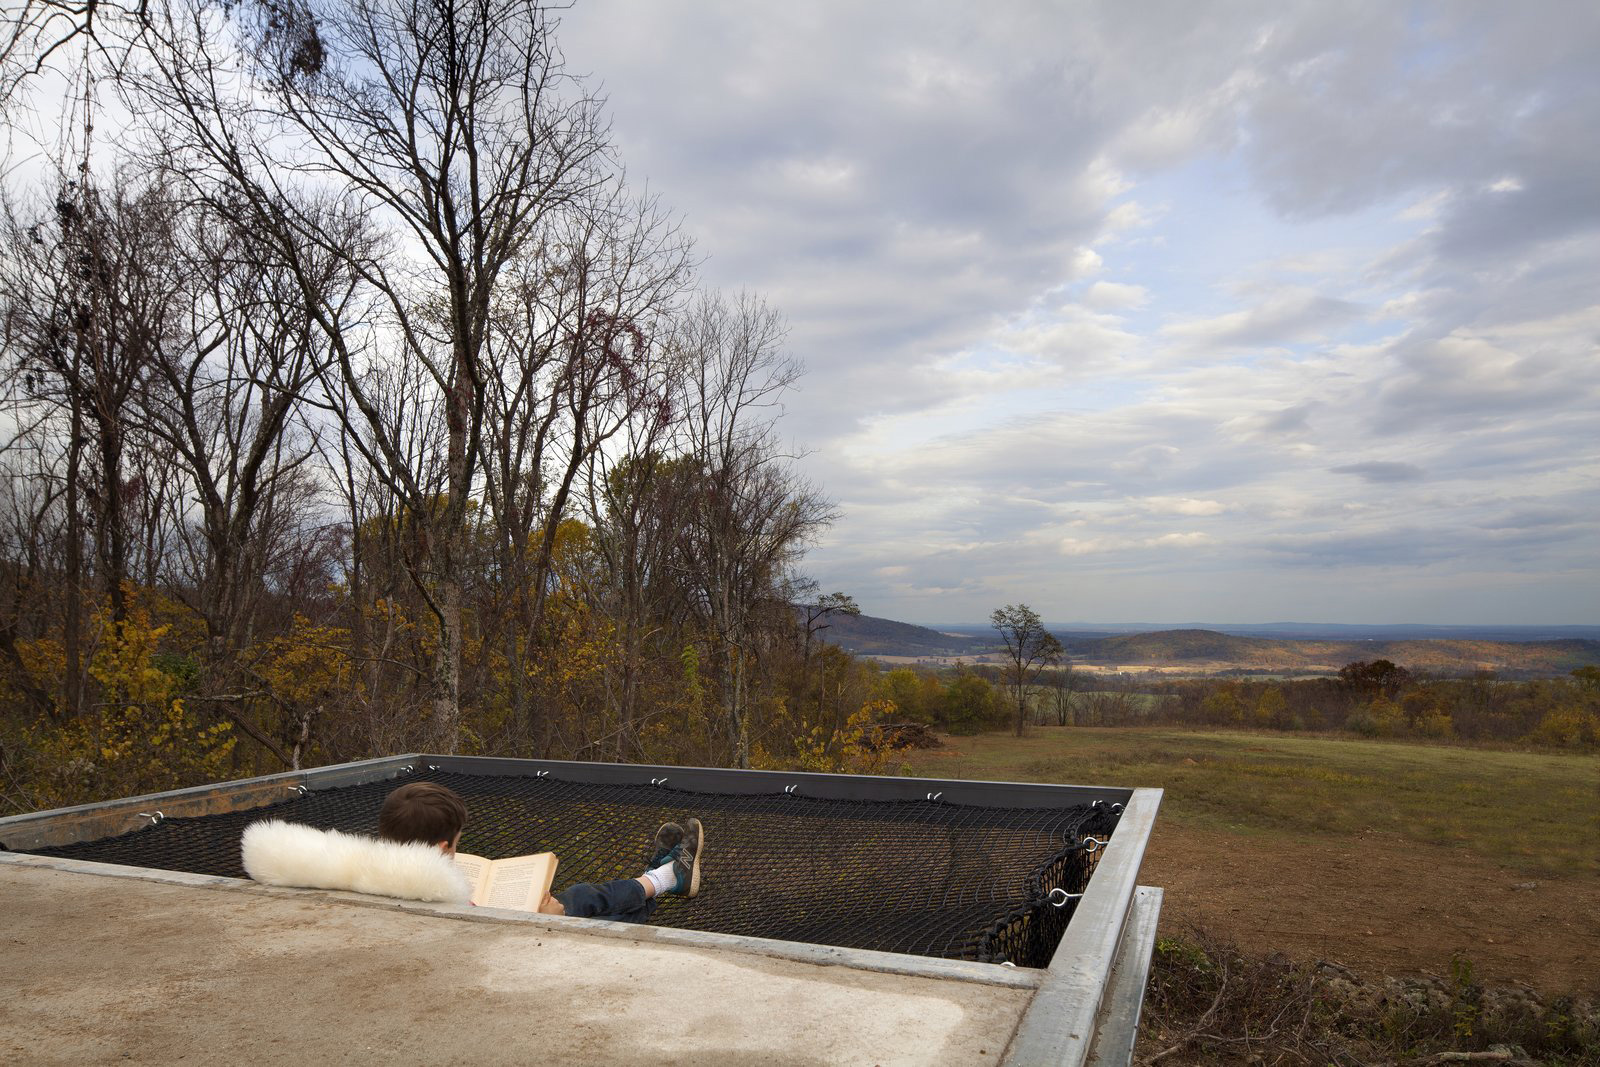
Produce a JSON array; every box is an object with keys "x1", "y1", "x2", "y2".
[{"x1": 377, "y1": 782, "x2": 467, "y2": 847}]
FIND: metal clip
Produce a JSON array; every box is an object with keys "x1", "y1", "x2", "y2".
[
  {"x1": 402, "y1": 765, "x2": 414, "y2": 773},
  {"x1": 925, "y1": 791, "x2": 943, "y2": 802},
  {"x1": 1048, "y1": 887, "x2": 1083, "y2": 908},
  {"x1": 428, "y1": 764, "x2": 439, "y2": 771},
  {"x1": 1110, "y1": 802, "x2": 1123, "y2": 814},
  {"x1": 286, "y1": 784, "x2": 307, "y2": 796},
  {"x1": 650, "y1": 776, "x2": 669, "y2": 787},
  {"x1": 1082, "y1": 836, "x2": 1105, "y2": 854},
  {"x1": 535, "y1": 771, "x2": 549, "y2": 779},
  {"x1": 784, "y1": 784, "x2": 799, "y2": 795},
  {"x1": 138, "y1": 811, "x2": 164, "y2": 825},
  {"x1": 1000, "y1": 961, "x2": 1017, "y2": 968}
]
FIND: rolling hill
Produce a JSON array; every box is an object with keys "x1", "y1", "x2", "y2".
[
  {"x1": 815, "y1": 614, "x2": 1600, "y2": 676},
  {"x1": 806, "y1": 612, "x2": 988, "y2": 658},
  {"x1": 1066, "y1": 631, "x2": 1600, "y2": 673}
]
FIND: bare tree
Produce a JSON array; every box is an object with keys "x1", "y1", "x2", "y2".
[
  {"x1": 132, "y1": 0, "x2": 615, "y2": 751},
  {"x1": 138, "y1": 187, "x2": 337, "y2": 666},
  {"x1": 672, "y1": 293, "x2": 836, "y2": 767},
  {"x1": 796, "y1": 586, "x2": 860, "y2": 729},
  {"x1": 0, "y1": 444, "x2": 71, "y2": 720},
  {"x1": 799, "y1": 588, "x2": 860, "y2": 663},
  {"x1": 479, "y1": 185, "x2": 692, "y2": 753},
  {"x1": 129, "y1": 189, "x2": 353, "y2": 765},
  {"x1": 318, "y1": 362, "x2": 440, "y2": 757},
  {"x1": 583, "y1": 445, "x2": 686, "y2": 759},
  {"x1": 0, "y1": 1, "x2": 138, "y2": 114},
  {"x1": 1, "y1": 167, "x2": 350, "y2": 766},
  {"x1": 1043, "y1": 662, "x2": 1081, "y2": 726},
  {"x1": 990, "y1": 603, "x2": 1062, "y2": 737},
  {"x1": 0, "y1": 175, "x2": 190, "y2": 637}
]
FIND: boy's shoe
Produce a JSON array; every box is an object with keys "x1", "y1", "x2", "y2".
[
  {"x1": 649, "y1": 822, "x2": 685, "y2": 868},
  {"x1": 667, "y1": 817, "x2": 704, "y2": 897}
]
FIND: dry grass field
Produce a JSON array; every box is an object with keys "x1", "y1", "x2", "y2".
[{"x1": 901, "y1": 726, "x2": 1600, "y2": 993}]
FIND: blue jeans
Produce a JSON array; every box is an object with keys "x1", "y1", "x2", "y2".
[{"x1": 556, "y1": 878, "x2": 658, "y2": 923}]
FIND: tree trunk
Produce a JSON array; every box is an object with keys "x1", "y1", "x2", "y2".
[
  {"x1": 429, "y1": 336, "x2": 475, "y2": 754},
  {"x1": 431, "y1": 570, "x2": 463, "y2": 754},
  {"x1": 95, "y1": 372, "x2": 128, "y2": 625},
  {"x1": 732, "y1": 645, "x2": 749, "y2": 769},
  {"x1": 63, "y1": 391, "x2": 84, "y2": 718}
]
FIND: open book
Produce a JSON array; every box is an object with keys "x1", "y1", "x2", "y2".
[{"x1": 452, "y1": 851, "x2": 559, "y2": 913}]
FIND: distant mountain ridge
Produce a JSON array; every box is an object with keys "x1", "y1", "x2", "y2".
[
  {"x1": 816, "y1": 613, "x2": 1600, "y2": 676},
  {"x1": 934, "y1": 621, "x2": 1600, "y2": 642},
  {"x1": 1068, "y1": 629, "x2": 1599, "y2": 673},
  {"x1": 812, "y1": 612, "x2": 987, "y2": 657}
]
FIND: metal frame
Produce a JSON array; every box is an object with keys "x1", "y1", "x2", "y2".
[
  {"x1": 1085, "y1": 887, "x2": 1165, "y2": 1067},
  {"x1": 1, "y1": 755, "x2": 1163, "y2": 1065},
  {"x1": 1002, "y1": 787, "x2": 1163, "y2": 1066},
  {"x1": 0, "y1": 754, "x2": 414, "y2": 850}
]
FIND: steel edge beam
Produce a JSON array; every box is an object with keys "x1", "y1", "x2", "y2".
[
  {"x1": 420, "y1": 753, "x2": 1136, "y2": 808},
  {"x1": 1084, "y1": 886, "x2": 1164, "y2": 1067},
  {"x1": 1001, "y1": 786, "x2": 1163, "y2": 1067},
  {"x1": 0, "y1": 754, "x2": 417, "y2": 850}
]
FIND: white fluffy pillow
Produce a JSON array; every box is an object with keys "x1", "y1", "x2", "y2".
[{"x1": 241, "y1": 819, "x2": 472, "y2": 905}]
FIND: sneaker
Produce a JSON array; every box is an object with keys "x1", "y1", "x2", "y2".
[
  {"x1": 649, "y1": 822, "x2": 684, "y2": 869},
  {"x1": 667, "y1": 817, "x2": 704, "y2": 897}
]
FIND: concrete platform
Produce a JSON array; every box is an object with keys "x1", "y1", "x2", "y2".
[{"x1": 1, "y1": 857, "x2": 1038, "y2": 1065}]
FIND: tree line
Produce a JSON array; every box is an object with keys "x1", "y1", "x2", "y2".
[
  {"x1": 0, "y1": 0, "x2": 862, "y2": 811},
  {"x1": 968, "y1": 659, "x2": 1599, "y2": 749},
  {"x1": 1147, "y1": 662, "x2": 1600, "y2": 747}
]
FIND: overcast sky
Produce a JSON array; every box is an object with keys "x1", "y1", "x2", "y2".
[
  {"x1": 556, "y1": 2, "x2": 1600, "y2": 628},
  {"x1": 555, "y1": 2, "x2": 1600, "y2": 627}
]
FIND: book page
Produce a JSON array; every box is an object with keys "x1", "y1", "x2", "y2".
[
  {"x1": 480, "y1": 853, "x2": 558, "y2": 912},
  {"x1": 452, "y1": 852, "x2": 492, "y2": 901}
]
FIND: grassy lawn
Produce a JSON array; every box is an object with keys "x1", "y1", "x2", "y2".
[{"x1": 901, "y1": 726, "x2": 1600, "y2": 877}]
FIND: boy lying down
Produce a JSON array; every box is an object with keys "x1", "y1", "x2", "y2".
[{"x1": 241, "y1": 782, "x2": 704, "y2": 923}]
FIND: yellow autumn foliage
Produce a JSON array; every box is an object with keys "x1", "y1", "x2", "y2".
[
  {"x1": 753, "y1": 698, "x2": 896, "y2": 775},
  {"x1": 21, "y1": 603, "x2": 234, "y2": 808}
]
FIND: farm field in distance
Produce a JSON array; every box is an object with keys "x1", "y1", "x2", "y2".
[{"x1": 900, "y1": 727, "x2": 1600, "y2": 993}]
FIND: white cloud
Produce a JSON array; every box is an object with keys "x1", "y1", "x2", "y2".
[
  {"x1": 1398, "y1": 189, "x2": 1452, "y2": 221},
  {"x1": 1152, "y1": 532, "x2": 1214, "y2": 547},
  {"x1": 1068, "y1": 247, "x2": 1104, "y2": 278},
  {"x1": 1161, "y1": 287, "x2": 1362, "y2": 347},
  {"x1": 1141, "y1": 497, "x2": 1228, "y2": 516},
  {"x1": 775, "y1": 156, "x2": 857, "y2": 190},
  {"x1": 1084, "y1": 281, "x2": 1150, "y2": 309},
  {"x1": 1059, "y1": 531, "x2": 1214, "y2": 556},
  {"x1": 1100, "y1": 199, "x2": 1162, "y2": 234},
  {"x1": 552, "y1": 0, "x2": 1600, "y2": 624}
]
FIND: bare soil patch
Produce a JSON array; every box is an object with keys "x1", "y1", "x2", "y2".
[
  {"x1": 1142, "y1": 820, "x2": 1600, "y2": 995},
  {"x1": 905, "y1": 726, "x2": 1598, "y2": 995}
]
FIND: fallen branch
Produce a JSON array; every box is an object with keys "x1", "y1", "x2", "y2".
[{"x1": 1418, "y1": 1050, "x2": 1521, "y2": 1066}]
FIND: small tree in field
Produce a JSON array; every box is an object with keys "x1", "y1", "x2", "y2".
[{"x1": 990, "y1": 604, "x2": 1063, "y2": 737}]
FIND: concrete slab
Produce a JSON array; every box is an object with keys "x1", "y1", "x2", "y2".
[{"x1": 1, "y1": 862, "x2": 1035, "y2": 1066}]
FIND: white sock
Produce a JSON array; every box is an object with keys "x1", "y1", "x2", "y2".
[{"x1": 643, "y1": 861, "x2": 677, "y2": 896}]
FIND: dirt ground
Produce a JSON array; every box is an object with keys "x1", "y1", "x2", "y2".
[{"x1": 1142, "y1": 820, "x2": 1600, "y2": 995}]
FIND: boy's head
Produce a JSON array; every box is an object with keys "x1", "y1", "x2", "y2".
[{"x1": 378, "y1": 782, "x2": 467, "y2": 852}]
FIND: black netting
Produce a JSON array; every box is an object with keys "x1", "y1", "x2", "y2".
[{"x1": 16, "y1": 769, "x2": 1122, "y2": 967}]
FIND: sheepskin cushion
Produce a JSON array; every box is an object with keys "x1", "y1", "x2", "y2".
[{"x1": 241, "y1": 819, "x2": 472, "y2": 904}]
